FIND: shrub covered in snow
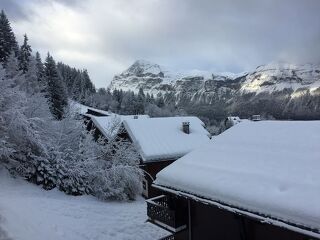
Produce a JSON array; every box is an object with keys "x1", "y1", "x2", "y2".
[
  {"x1": 91, "y1": 138, "x2": 143, "y2": 200},
  {"x1": 0, "y1": 57, "x2": 142, "y2": 201}
]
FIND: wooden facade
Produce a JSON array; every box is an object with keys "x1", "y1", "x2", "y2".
[
  {"x1": 140, "y1": 160, "x2": 175, "y2": 198},
  {"x1": 147, "y1": 190, "x2": 319, "y2": 240}
]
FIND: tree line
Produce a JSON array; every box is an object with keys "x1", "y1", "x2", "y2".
[{"x1": 0, "y1": 10, "x2": 142, "y2": 200}]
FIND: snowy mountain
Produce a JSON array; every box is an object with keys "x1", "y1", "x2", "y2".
[
  {"x1": 241, "y1": 63, "x2": 320, "y2": 94},
  {"x1": 109, "y1": 60, "x2": 320, "y2": 119},
  {"x1": 109, "y1": 60, "x2": 241, "y2": 102},
  {"x1": 110, "y1": 61, "x2": 319, "y2": 99}
]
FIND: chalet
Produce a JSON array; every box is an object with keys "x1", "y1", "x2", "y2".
[
  {"x1": 147, "y1": 120, "x2": 320, "y2": 240},
  {"x1": 224, "y1": 116, "x2": 241, "y2": 129},
  {"x1": 123, "y1": 117, "x2": 211, "y2": 198},
  {"x1": 74, "y1": 104, "x2": 212, "y2": 199},
  {"x1": 70, "y1": 100, "x2": 111, "y2": 117},
  {"x1": 87, "y1": 114, "x2": 149, "y2": 141}
]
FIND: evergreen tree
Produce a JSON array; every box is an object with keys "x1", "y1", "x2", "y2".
[
  {"x1": 45, "y1": 53, "x2": 68, "y2": 120},
  {"x1": 5, "y1": 51, "x2": 19, "y2": 78},
  {"x1": 82, "y1": 69, "x2": 95, "y2": 94},
  {"x1": 156, "y1": 93, "x2": 165, "y2": 108},
  {"x1": 0, "y1": 10, "x2": 19, "y2": 65},
  {"x1": 35, "y1": 52, "x2": 46, "y2": 89},
  {"x1": 135, "y1": 88, "x2": 145, "y2": 114},
  {"x1": 150, "y1": 93, "x2": 155, "y2": 104},
  {"x1": 24, "y1": 56, "x2": 41, "y2": 94},
  {"x1": 56, "y1": 63, "x2": 96, "y2": 102},
  {"x1": 18, "y1": 34, "x2": 32, "y2": 73},
  {"x1": 138, "y1": 87, "x2": 145, "y2": 99}
]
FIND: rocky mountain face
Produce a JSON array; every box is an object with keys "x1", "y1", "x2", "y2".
[{"x1": 109, "y1": 60, "x2": 320, "y2": 120}]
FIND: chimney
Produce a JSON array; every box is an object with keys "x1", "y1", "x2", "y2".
[{"x1": 182, "y1": 122, "x2": 190, "y2": 134}]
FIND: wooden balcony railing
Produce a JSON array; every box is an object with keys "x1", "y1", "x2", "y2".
[
  {"x1": 159, "y1": 234, "x2": 175, "y2": 240},
  {"x1": 146, "y1": 195, "x2": 187, "y2": 233}
]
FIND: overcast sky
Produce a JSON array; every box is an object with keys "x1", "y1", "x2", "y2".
[{"x1": 2, "y1": 0, "x2": 320, "y2": 88}]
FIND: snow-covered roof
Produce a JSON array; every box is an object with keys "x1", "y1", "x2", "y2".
[
  {"x1": 155, "y1": 120, "x2": 320, "y2": 237},
  {"x1": 91, "y1": 114, "x2": 150, "y2": 140},
  {"x1": 226, "y1": 116, "x2": 241, "y2": 125},
  {"x1": 69, "y1": 100, "x2": 111, "y2": 116},
  {"x1": 123, "y1": 117, "x2": 211, "y2": 162}
]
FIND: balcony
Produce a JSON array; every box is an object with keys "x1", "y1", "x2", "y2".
[
  {"x1": 159, "y1": 234, "x2": 175, "y2": 240},
  {"x1": 146, "y1": 195, "x2": 187, "y2": 233}
]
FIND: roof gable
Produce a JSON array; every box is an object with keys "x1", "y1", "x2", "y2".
[{"x1": 90, "y1": 114, "x2": 149, "y2": 140}]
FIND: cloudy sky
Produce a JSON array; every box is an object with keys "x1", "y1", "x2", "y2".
[{"x1": 3, "y1": 0, "x2": 320, "y2": 88}]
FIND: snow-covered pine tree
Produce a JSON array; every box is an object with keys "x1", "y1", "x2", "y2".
[
  {"x1": 0, "y1": 10, "x2": 19, "y2": 65},
  {"x1": 69, "y1": 69, "x2": 82, "y2": 100},
  {"x1": 18, "y1": 34, "x2": 32, "y2": 73},
  {"x1": 35, "y1": 52, "x2": 45, "y2": 88},
  {"x1": 82, "y1": 69, "x2": 95, "y2": 94},
  {"x1": 5, "y1": 51, "x2": 19, "y2": 78},
  {"x1": 57, "y1": 62, "x2": 75, "y2": 96},
  {"x1": 156, "y1": 93, "x2": 165, "y2": 108},
  {"x1": 45, "y1": 53, "x2": 68, "y2": 120},
  {"x1": 24, "y1": 56, "x2": 42, "y2": 94},
  {"x1": 134, "y1": 87, "x2": 145, "y2": 114}
]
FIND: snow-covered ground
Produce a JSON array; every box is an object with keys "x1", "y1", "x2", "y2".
[{"x1": 0, "y1": 170, "x2": 168, "y2": 240}]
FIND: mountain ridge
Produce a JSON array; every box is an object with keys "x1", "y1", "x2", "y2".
[
  {"x1": 109, "y1": 60, "x2": 320, "y2": 97},
  {"x1": 109, "y1": 60, "x2": 320, "y2": 119}
]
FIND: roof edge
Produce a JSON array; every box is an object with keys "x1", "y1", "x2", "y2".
[{"x1": 152, "y1": 184, "x2": 320, "y2": 239}]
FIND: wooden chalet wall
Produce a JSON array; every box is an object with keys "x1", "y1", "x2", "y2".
[
  {"x1": 141, "y1": 160, "x2": 175, "y2": 198},
  {"x1": 170, "y1": 195, "x2": 317, "y2": 240}
]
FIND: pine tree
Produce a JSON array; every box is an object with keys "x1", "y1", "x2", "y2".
[
  {"x1": 5, "y1": 51, "x2": 19, "y2": 78},
  {"x1": 45, "y1": 53, "x2": 68, "y2": 120},
  {"x1": 82, "y1": 69, "x2": 95, "y2": 94},
  {"x1": 24, "y1": 56, "x2": 41, "y2": 94},
  {"x1": 18, "y1": 34, "x2": 32, "y2": 73},
  {"x1": 0, "y1": 10, "x2": 19, "y2": 65},
  {"x1": 35, "y1": 52, "x2": 46, "y2": 89},
  {"x1": 156, "y1": 93, "x2": 165, "y2": 108},
  {"x1": 135, "y1": 88, "x2": 145, "y2": 114}
]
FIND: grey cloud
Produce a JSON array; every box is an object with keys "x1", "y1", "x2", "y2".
[
  {"x1": 0, "y1": 0, "x2": 30, "y2": 20},
  {"x1": 90, "y1": 0, "x2": 320, "y2": 74},
  {"x1": 2, "y1": 0, "x2": 320, "y2": 87}
]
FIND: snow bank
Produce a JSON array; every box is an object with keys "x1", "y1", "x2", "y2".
[
  {"x1": 155, "y1": 120, "x2": 320, "y2": 234},
  {"x1": 0, "y1": 169, "x2": 168, "y2": 240},
  {"x1": 123, "y1": 117, "x2": 211, "y2": 162}
]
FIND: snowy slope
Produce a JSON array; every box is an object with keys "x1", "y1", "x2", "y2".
[
  {"x1": 0, "y1": 169, "x2": 168, "y2": 240},
  {"x1": 155, "y1": 120, "x2": 320, "y2": 237}
]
